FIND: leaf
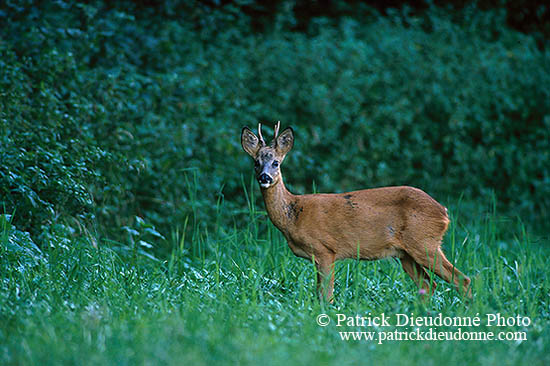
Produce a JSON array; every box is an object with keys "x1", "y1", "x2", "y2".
[
  {"x1": 139, "y1": 240, "x2": 153, "y2": 249},
  {"x1": 144, "y1": 227, "x2": 165, "y2": 240}
]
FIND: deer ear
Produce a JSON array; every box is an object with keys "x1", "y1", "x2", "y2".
[
  {"x1": 275, "y1": 127, "x2": 294, "y2": 155},
  {"x1": 241, "y1": 127, "x2": 260, "y2": 157}
]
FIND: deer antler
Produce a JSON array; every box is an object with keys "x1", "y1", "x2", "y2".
[
  {"x1": 257, "y1": 123, "x2": 266, "y2": 146},
  {"x1": 273, "y1": 121, "x2": 280, "y2": 140}
]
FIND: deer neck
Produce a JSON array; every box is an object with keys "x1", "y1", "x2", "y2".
[{"x1": 260, "y1": 176, "x2": 297, "y2": 231}]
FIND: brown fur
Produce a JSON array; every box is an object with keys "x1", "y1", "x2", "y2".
[{"x1": 242, "y1": 124, "x2": 471, "y2": 302}]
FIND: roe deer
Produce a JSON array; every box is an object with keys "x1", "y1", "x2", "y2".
[{"x1": 241, "y1": 122, "x2": 471, "y2": 302}]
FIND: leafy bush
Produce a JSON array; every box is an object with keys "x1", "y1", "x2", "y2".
[
  {"x1": 0, "y1": 1, "x2": 548, "y2": 244},
  {"x1": 0, "y1": 215, "x2": 44, "y2": 273}
]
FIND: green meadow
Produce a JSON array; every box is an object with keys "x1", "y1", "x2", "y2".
[{"x1": 2, "y1": 194, "x2": 549, "y2": 364}]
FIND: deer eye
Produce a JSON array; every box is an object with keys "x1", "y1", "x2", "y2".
[{"x1": 272, "y1": 160, "x2": 279, "y2": 168}]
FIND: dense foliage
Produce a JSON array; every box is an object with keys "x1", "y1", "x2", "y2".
[{"x1": 1, "y1": 0, "x2": 549, "y2": 244}]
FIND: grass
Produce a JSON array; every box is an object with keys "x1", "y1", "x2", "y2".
[{"x1": 1, "y1": 189, "x2": 549, "y2": 366}]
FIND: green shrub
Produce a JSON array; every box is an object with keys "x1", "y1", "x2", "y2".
[{"x1": 0, "y1": 1, "x2": 548, "y2": 244}]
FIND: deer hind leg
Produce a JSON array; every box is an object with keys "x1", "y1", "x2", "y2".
[
  {"x1": 400, "y1": 252, "x2": 436, "y2": 297},
  {"x1": 407, "y1": 244, "x2": 472, "y2": 298}
]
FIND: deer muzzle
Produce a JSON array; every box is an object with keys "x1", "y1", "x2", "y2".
[{"x1": 258, "y1": 173, "x2": 273, "y2": 187}]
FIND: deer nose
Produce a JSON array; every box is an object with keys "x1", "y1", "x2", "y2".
[{"x1": 258, "y1": 173, "x2": 273, "y2": 184}]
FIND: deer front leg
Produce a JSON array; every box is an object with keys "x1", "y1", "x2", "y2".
[{"x1": 315, "y1": 253, "x2": 336, "y2": 303}]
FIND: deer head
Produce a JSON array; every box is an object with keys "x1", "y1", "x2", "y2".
[{"x1": 241, "y1": 121, "x2": 294, "y2": 189}]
